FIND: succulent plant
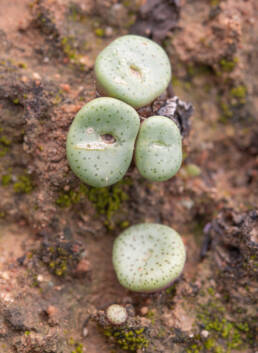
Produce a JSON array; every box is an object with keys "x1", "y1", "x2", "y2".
[
  {"x1": 95, "y1": 35, "x2": 171, "y2": 108},
  {"x1": 112, "y1": 223, "x2": 186, "y2": 293},
  {"x1": 135, "y1": 116, "x2": 182, "y2": 181},
  {"x1": 66, "y1": 97, "x2": 140, "y2": 187},
  {"x1": 106, "y1": 304, "x2": 128, "y2": 325}
]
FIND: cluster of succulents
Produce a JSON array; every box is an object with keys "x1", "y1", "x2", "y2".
[
  {"x1": 66, "y1": 35, "x2": 182, "y2": 188},
  {"x1": 66, "y1": 35, "x2": 186, "y2": 297}
]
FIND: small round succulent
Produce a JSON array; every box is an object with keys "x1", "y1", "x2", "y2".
[
  {"x1": 135, "y1": 116, "x2": 182, "y2": 181},
  {"x1": 95, "y1": 35, "x2": 171, "y2": 108},
  {"x1": 112, "y1": 223, "x2": 186, "y2": 293},
  {"x1": 66, "y1": 97, "x2": 140, "y2": 187},
  {"x1": 106, "y1": 304, "x2": 128, "y2": 325}
]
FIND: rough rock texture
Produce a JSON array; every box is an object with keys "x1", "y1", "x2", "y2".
[
  {"x1": 131, "y1": 0, "x2": 180, "y2": 41},
  {"x1": 209, "y1": 209, "x2": 257, "y2": 306},
  {"x1": 0, "y1": 0, "x2": 257, "y2": 352}
]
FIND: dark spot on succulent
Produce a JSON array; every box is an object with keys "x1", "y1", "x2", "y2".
[{"x1": 101, "y1": 134, "x2": 116, "y2": 144}]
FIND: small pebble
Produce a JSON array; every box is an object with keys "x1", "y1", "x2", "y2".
[
  {"x1": 47, "y1": 305, "x2": 58, "y2": 317},
  {"x1": 105, "y1": 26, "x2": 113, "y2": 37},
  {"x1": 201, "y1": 330, "x2": 209, "y2": 338},
  {"x1": 83, "y1": 327, "x2": 88, "y2": 337},
  {"x1": 1, "y1": 272, "x2": 10, "y2": 280},
  {"x1": 37, "y1": 274, "x2": 44, "y2": 282},
  {"x1": 76, "y1": 259, "x2": 91, "y2": 274},
  {"x1": 106, "y1": 304, "x2": 128, "y2": 325},
  {"x1": 140, "y1": 306, "x2": 149, "y2": 315},
  {"x1": 60, "y1": 83, "x2": 71, "y2": 93},
  {"x1": 79, "y1": 56, "x2": 94, "y2": 68},
  {"x1": 32, "y1": 72, "x2": 41, "y2": 80},
  {"x1": 21, "y1": 76, "x2": 28, "y2": 83}
]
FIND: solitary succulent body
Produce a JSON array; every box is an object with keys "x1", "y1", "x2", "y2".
[
  {"x1": 112, "y1": 223, "x2": 186, "y2": 293},
  {"x1": 95, "y1": 35, "x2": 171, "y2": 108},
  {"x1": 135, "y1": 116, "x2": 182, "y2": 181},
  {"x1": 66, "y1": 97, "x2": 140, "y2": 187}
]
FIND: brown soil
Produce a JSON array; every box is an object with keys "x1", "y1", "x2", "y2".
[{"x1": 0, "y1": 1, "x2": 257, "y2": 353}]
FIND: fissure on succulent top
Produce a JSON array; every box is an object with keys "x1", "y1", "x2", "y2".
[{"x1": 66, "y1": 35, "x2": 182, "y2": 188}]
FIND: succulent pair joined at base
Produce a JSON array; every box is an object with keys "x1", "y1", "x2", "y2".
[
  {"x1": 66, "y1": 35, "x2": 186, "y2": 293},
  {"x1": 66, "y1": 97, "x2": 182, "y2": 187}
]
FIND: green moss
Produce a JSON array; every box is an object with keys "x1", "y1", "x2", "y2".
[
  {"x1": 1, "y1": 174, "x2": 12, "y2": 186},
  {"x1": 180, "y1": 163, "x2": 201, "y2": 178},
  {"x1": 60, "y1": 36, "x2": 88, "y2": 71},
  {"x1": 56, "y1": 180, "x2": 129, "y2": 227},
  {"x1": 56, "y1": 184, "x2": 88, "y2": 208},
  {"x1": 145, "y1": 310, "x2": 155, "y2": 324},
  {"x1": 61, "y1": 36, "x2": 80, "y2": 61},
  {"x1": 235, "y1": 322, "x2": 249, "y2": 332},
  {"x1": 122, "y1": 0, "x2": 131, "y2": 7},
  {"x1": 52, "y1": 89, "x2": 64, "y2": 105},
  {"x1": 187, "y1": 63, "x2": 195, "y2": 77},
  {"x1": 103, "y1": 326, "x2": 149, "y2": 352},
  {"x1": 185, "y1": 164, "x2": 201, "y2": 177},
  {"x1": 0, "y1": 148, "x2": 9, "y2": 158},
  {"x1": 214, "y1": 347, "x2": 223, "y2": 353},
  {"x1": 195, "y1": 298, "x2": 252, "y2": 353},
  {"x1": 165, "y1": 283, "x2": 177, "y2": 296},
  {"x1": 68, "y1": 338, "x2": 84, "y2": 353},
  {"x1": 12, "y1": 98, "x2": 20, "y2": 104},
  {"x1": 230, "y1": 85, "x2": 247, "y2": 104},
  {"x1": 0, "y1": 133, "x2": 11, "y2": 157},
  {"x1": 171, "y1": 76, "x2": 181, "y2": 87},
  {"x1": 186, "y1": 279, "x2": 256, "y2": 353},
  {"x1": 18, "y1": 62, "x2": 27, "y2": 69},
  {"x1": 95, "y1": 28, "x2": 104, "y2": 37},
  {"x1": 87, "y1": 178, "x2": 130, "y2": 229},
  {"x1": 210, "y1": 0, "x2": 220, "y2": 6},
  {"x1": 219, "y1": 58, "x2": 238, "y2": 73},
  {"x1": 31, "y1": 273, "x2": 40, "y2": 288},
  {"x1": 204, "y1": 338, "x2": 215, "y2": 349},
  {"x1": 218, "y1": 84, "x2": 247, "y2": 123},
  {"x1": 219, "y1": 102, "x2": 233, "y2": 123},
  {"x1": 72, "y1": 343, "x2": 83, "y2": 353},
  {"x1": 120, "y1": 220, "x2": 130, "y2": 229},
  {"x1": 0, "y1": 136, "x2": 11, "y2": 146},
  {"x1": 13, "y1": 175, "x2": 33, "y2": 193},
  {"x1": 207, "y1": 287, "x2": 215, "y2": 296},
  {"x1": 47, "y1": 248, "x2": 69, "y2": 277},
  {"x1": 186, "y1": 344, "x2": 201, "y2": 353},
  {"x1": 187, "y1": 63, "x2": 213, "y2": 78}
]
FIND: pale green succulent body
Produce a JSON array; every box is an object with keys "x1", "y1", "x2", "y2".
[
  {"x1": 112, "y1": 223, "x2": 186, "y2": 293},
  {"x1": 95, "y1": 35, "x2": 171, "y2": 108},
  {"x1": 66, "y1": 97, "x2": 140, "y2": 187},
  {"x1": 135, "y1": 116, "x2": 182, "y2": 181}
]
